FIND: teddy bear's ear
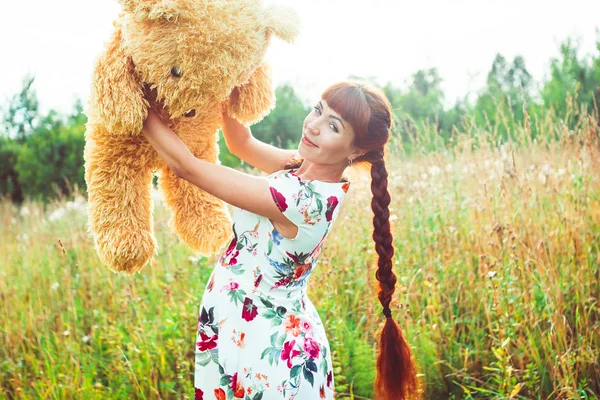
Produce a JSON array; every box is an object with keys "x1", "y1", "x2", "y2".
[
  {"x1": 263, "y1": 5, "x2": 301, "y2": 43},
  {"x1": 119, "y1": 0, "x2": 185, "y2": 22},
  {"x1": 117, "y1": 0, "x2": 140, "y2": 13}
]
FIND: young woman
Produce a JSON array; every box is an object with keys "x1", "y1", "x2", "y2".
[{"x1": 142, "y1": 81, "x2": 418, "y2": 399}]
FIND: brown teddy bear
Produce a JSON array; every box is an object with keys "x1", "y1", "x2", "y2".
[{"x1": 84, "y1": 0, "x2": 300, "y2": 275}]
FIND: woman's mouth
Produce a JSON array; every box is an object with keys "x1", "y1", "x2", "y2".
[{"x1": 302, "y1": 135, "x2": 318, "y2": 148}]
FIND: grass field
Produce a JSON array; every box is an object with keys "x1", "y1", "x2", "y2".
[{"x1": 1, "y1": 114, "x2": 599, "y2": 399}]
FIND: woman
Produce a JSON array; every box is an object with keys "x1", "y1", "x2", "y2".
[{"x1": 142, "y1": 81, "x2": 418, "y2": 399}]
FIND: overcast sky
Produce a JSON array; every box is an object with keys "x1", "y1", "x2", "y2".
[{"x1": 1, "y1": 0, "x2": 599, "y2": 115}]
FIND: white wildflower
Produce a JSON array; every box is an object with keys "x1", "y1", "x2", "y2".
[
  {"x1": 20, "y1": 206, "x2": 31, "y2": 216},
  {"x1": 487, "y1": 271, "x2": 497, "y2": 278},
  {"x1": 63, "y1": 330, "x2": 70, "y2": 336},
  {"x1": 48, "y1": 208, "x2": 66, "y2": 222},
  {"x1": 445, "y1": 163, "x2": 453, "y2": 172},
  {"x1": 51, "y1": 282, "x2": 59, "y2": 291},
  {"x1": 82, "y1": 335, "x2": 91, "y2": 343},
  {"x1": 151, "y1": 189, "x2": 163, "y2": 203},
  {"x1": 428, "y1": 166, "x2": 441, "y2": 176}
]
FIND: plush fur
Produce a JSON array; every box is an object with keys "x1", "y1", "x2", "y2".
[{"x1": 84, "y1": 0, "x2": 300, "y2": 274}]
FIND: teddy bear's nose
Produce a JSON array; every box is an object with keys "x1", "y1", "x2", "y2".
[{"x1": 185, "y1": 109, "x2": 196, "y2": 118}]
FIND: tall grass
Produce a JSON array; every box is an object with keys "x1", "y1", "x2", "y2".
[{"x1": 1, "y1": 102, "x2": 599, "y2": 399}]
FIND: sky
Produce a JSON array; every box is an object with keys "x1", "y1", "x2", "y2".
[{"x1": 0, "y1": 0, "x2": 599, "y2": 115}]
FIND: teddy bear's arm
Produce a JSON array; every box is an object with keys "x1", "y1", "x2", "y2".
[
  {"x1": 87, "y1": 24, "x2": 148, "y2": 135},
  {"x1": 225, "y1": 63, "x2": 275, "y2": 126}
]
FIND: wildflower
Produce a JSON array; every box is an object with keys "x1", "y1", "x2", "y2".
[
  {"x1": 20, "y1": 206, "x2": 31, "y2": 216},
  {"x1": 428, "y1": 165, "x2": 441, "y2": 176},
  {"x1": 48, "y1": 208, "x2": 66, "y2": 222}
]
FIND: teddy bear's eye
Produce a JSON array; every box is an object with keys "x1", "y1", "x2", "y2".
[{"x1": 171, "y1": 67, "x2": 182, "y2": 78}]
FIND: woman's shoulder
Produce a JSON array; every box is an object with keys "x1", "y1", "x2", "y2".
[{"x1": 267, "y1": 168, "x2": 350, "y2": 227}]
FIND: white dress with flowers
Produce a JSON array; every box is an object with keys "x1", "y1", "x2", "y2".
[{"x1": 194, "y1": 168, "x2": 350, "y2": 400}]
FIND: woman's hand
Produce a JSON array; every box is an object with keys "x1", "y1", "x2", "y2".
[{"x1": 142, "y1": 108, "x2": 194, "y2": 175}]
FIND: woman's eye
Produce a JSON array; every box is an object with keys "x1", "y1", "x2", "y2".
[
  {"x1": 330, "y1": 123, "x2": 338, "y2": 132},
  {"x1": 314, "y1": 106, "x2": 321, "y2": 115}
]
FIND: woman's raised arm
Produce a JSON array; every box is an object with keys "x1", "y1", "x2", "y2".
[{"x1": 221, "y1": 110, "x2": 297, "y2": 174}]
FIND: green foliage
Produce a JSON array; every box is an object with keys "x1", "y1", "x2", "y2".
[
  {"x1": 251, "y1": 84, "x2": 311, "y2": 149},
  {"x1": 1, "y1": 75, "x2": 40, "y2": 144},
  {"x1": 541, "y1": 38, "x2": 600, "y2": 122},
  {"x1": 217, "y1": 132, "x2": 242, "y2": 168},
  {"x1": 0, "y1": 136, "x2": 23, "y2": 202},
  {"x1": 2, "y1": 35, "x2": 600, "y2": 201},
  {"x1": 15, "y1": 103, "x2": 86, "y2": 201}
]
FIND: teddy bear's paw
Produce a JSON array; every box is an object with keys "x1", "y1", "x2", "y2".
[{"x1": 95, "y1": 230, "x2": 157, "y2": 275}]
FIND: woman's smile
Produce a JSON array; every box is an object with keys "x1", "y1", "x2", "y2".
[{"x1": 302, "y1": 135, "x2": 318, "y2": 148}]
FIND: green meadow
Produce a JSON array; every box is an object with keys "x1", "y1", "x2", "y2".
[{"x1": 2, "y1": 109, "x2": 599, "y2": 399}]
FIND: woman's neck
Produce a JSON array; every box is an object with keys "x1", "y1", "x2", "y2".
[{"x1": 293, "y1": 161, "x2": 346, "y2": 183}]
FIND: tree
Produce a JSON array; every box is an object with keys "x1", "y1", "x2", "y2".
[
  {"x1": 251, "y1": 84, "x2": 311, "y2": 149},
  {"x1": 541, "y1": 38, "x2": 600, "y2": 121},
  {"x1": 473, "y1": 54, "x2": 534, "y2": 142},
  {"x1": 1, "y1": 75, "x2": 40, "y2": 143}
]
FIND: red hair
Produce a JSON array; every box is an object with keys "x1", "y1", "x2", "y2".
[{"x1": 288, "y1": 81, "x2": 419, "y2": 399}]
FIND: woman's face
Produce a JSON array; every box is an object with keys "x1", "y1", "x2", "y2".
[{"x1": 297, "y1": 99, "x2": 360, "y2": 165}]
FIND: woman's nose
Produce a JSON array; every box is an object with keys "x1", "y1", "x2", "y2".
[{"x1": 307, "y1": 121, "x2": 319, "y2": 134}]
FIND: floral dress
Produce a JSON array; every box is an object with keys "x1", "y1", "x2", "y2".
[{"x1": 194, "y1": 168, "x2": 350, "y2": 400}]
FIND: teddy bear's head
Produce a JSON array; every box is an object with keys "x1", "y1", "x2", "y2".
[{"x1": 117, "y1": 0, "x2": 300, "y2": 119}]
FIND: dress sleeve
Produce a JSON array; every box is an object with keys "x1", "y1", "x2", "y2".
[{"x1": 268, "y1": 170, "x2": 336, "y2": 227}]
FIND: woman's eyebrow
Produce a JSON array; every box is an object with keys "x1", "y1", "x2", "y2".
[{"x1": 319, "y1": 101, "x2": 346, "y2": 129}]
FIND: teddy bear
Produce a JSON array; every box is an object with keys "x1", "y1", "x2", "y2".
[{"x1": 83, "y1": 0, "x2": 300, "y2": 275}]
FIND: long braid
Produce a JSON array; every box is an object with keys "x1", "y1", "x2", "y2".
[
  {"x1": 370, "y1": 152, "x2": 418, "y2": 400},
  {"x1": 319, "y1": 80, "x2": 419, "y2": 399}
]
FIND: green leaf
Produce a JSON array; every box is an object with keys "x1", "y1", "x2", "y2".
[
  {"x1": 275, "y1": 333, "x2": 287, "y2": 348},
  {"x1": 260, "y1": 297, "x2": 273, "y2": 308},
  {"x1": 263, "y1": 309, "x2": 277, "y2": 319},
  {"x1": 303, "y1": 366, "x2": 315, "y2": 387},
  {"x1": 306, "y1": 359, "x2": 318, "y2": 372},
  {"x1": 276, "y1": 306, "x2": 287, "y2": 317},
  {"x1": 220, "y1": 375, "x2": 231, "y2": 386},
  {"x1": 290, "y1": 364, "x2": 302, "y2": 378},
  {"x1": 260, "y1": 347, "x2": 272, "y2": 361},
  {"x1": 270, "y1": 332, "x2": 278, "y2": 346},
  {"x1": 195, "y1": 351, "x2": 211, "y2": 367}
]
